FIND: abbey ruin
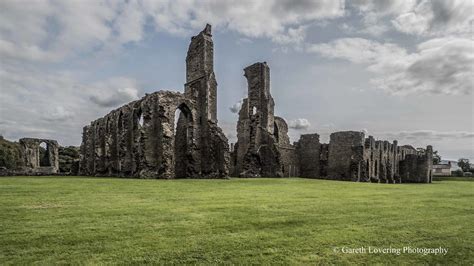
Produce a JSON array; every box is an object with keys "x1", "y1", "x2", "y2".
[
  {"x1": 1, "y1": 25, "x2": 433, "y2": 183},
  {"x1": 229, "y1": 62, "x2": 433, "y2": 183},
  {"x1": 0, "y1": 137, "x2": 60, "y2": 176},
  {"x1": 79, "y1": 25, "x2": 229, "y2": 178}
]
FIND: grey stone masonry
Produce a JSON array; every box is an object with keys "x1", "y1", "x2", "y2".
[
  {"x1": 79, "y1": 25, "x2": 229, "y2": 179},
  {"x1": 20, "y1": 138, "x2": 59, "y2": 175},
  {"x1": 231, "y1": 61, "x2": 433, "y2": 183}
]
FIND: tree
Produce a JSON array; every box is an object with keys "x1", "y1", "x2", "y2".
[
  {"x1": 432, "y1": 150, "x2": 441, "y2": 164},
  {"x1": 416, "y1": 148, "x2": 425, "y2": 155},
  {"x1": 457, "y1": 158, "x2": 470, "y2": 172}
]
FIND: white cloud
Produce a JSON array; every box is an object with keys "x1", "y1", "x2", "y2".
[
  {"x1": 0, "y1": 64, "x2": 141, "y2": 145},
  {"x1": 0, "y1": 0, "x2": 346, "y2": 63},
  {"x1": 392, "y1": 0, "x2": 473, "y2": 37},
  {"x1": 229, "y1": 100, "x2": 243, "y2": 114},
  {"x1": 351, "y1": 0, "x2": 417, "y2": 15},
  {"x1": 0, "y1": 0, "x2": 472, "y2": 154},
  {"x1": 381, "y1": 130, "x2": 474, "y2": 141},
  {"x1": 143, "y1": 0, "x2": 345, "y2": 45},
  {"x1": 308, "y1": 37, "x2": 473, "y2": 95},
  {"x1": 43, "y1": 106, "x2": 74, "y2": 122},
  {"x1": 0, "y1": 0, "x2": 119, "y2": 62},
  {"x1": 348, "y1": 0, "x2": 473, "y2": 38},
  {"x1": 289, "y1": 118, "x2": 311, "y2": 130},
  {"x1": 89, "y1": 79, "x2": 140, "y2": 107}
]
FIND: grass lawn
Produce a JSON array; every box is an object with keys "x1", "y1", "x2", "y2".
[{"x1": 0, "y1": 176, "x2": 472, "y2": 264}]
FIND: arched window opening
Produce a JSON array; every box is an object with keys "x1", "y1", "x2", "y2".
[
  {"x1": 138, "y1": 114, "x2": 144, "y2": 127},
  {"x1": 39, "y1": 142, "x2": 51, "y2": 167},
  {"x1": 174, "y1": 109, "x2": 181, "y2": 135},
  {"x1": 135, "y1": 109, "x2": 144, "y2": 129},
  {"x1": 173, "y1": 104, "x2": 193, "y2": 178},
  {"x1": 252, "y1": 106, "x2": 257, "y2": 115}
]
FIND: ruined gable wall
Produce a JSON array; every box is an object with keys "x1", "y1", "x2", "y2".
[
  {"x1": 184, "y1": 24, "x2": 229, "y2": 178},
  {"x1": 185, "y1": 24, "x2": 217, "y2": 122},
  {"x1": 232, "y1": 62, "x2": 285, "y2": 177},
  {"x1": 244, "y1": 62, "x2": 274, "y2": 134}
]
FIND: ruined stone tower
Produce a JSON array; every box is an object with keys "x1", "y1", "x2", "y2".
[
  {"x1": 79, "y1": 25, "x2": 229, "y2": 179},
  {"x1": 185, "y1": 24, "x2": 217, "y2": 122},
  {"x1": 230, "y1": 63, "x2": 432, "y2": 183},
  {"x1": 232, "y1": 62, "x2": 298, "y2": 177}
]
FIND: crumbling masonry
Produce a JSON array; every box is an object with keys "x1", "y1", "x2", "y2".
[
  {"x1": 79, "y1": 25, "x2": 229, "y2": 178},
  {"x1": 231, "y1": 62, "x2": 298, "y2": 177},
  {"x1": 77, "y1": 24, "x2": 432, "y2": 183},
  {"x1": 19, "y1": 138, "x2": 59, "y2": 175},
  {"x1": 230, "y1": 62, "x2": 433, "y2": 183}
]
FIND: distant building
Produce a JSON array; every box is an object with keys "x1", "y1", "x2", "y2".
[
  {"x1": 442, "y1": 160, "x2": 462, "y2": 171},
  {"x1": 432, "y1": 161, "x2": 452, "y2": 176}
]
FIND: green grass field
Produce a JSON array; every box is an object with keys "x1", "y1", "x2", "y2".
[{"x1": 0, "y1": 176, "x2": 472, "y2": 264}]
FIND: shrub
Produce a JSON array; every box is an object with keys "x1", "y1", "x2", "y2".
[
  {"x1": 0, "y1": 138, "x2": 23, "y2": 169},
  {"x1": 451, "y1": 169, "x2": 464, "y2": 177}
]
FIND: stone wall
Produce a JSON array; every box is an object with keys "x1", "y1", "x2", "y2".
[
  {"x1": 79, "y1": 25, "x2": 229, "y2": 179},
  {"x1": 19, "y1": 138, "x2": 59, "y2": 174},
  {"x1": 321, "y1": 132, "x2": 432, "y2": 183},
  {"x1": 230, "y1": 61, "x2": 433, "y2": 183},
  {"x1": 327, "y1": 131, "x2": 365, "y2": 181},
  {"x1": 400, "y1": 145, "x2": 433, "y2": 183},
  {"x1": 296, "y1": 134, "x2": 321, "y2": 178},
  {"x1": 231, "y1": 62, "x2": 289, "y2": 177}
]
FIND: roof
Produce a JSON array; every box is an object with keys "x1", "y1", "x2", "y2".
[{"x1": 432, "y1": 164, "x2": 451, "y2": 169}]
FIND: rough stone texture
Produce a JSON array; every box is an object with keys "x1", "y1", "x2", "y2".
[
  {"x1": 230, "y1": 62, "x2": 432, "y2": 183},
  {"x1": 2, "y1": 24, "x2": 432, "y2": 183},
  {"x1": 19, "y1": 138, "x2": 59, "y2": 174},
  {"x1": 231, "y1": 62, "x2": 298, "y2": 177},
  {"x1": 399, "y1": 145, "x2": 433, "y2": 183},
  {"x1": 0, "y1": 136, "x2": 79, "y2": 176},
  {"x1": 79, "y1": 25, "x2": 229, "y2": 179},
  {"x1": 327, "y1": 131, "x2": 365, "y2": 181},
  {"x1": 296, "y1": 134, "x2": 321, "y2": 178},
  {"x1": 321, "y1": 131, "x2": 431, "y2": 183}
]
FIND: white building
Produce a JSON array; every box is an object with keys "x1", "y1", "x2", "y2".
[{"x1": 432, "y1": 161, "x2": 452, "y2": 176}]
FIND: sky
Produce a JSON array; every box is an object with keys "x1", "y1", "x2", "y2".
[{"x1": 0, "y1": 0, "x2": 473, "y2": 161}]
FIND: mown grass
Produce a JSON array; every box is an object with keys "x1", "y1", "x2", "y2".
[{"x1": 0, "y1": 176, "x2": 472, "y2": 264}]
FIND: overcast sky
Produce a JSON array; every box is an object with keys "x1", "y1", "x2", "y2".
[{"x1": 0, "y1": 0, "x2": 472, "y2": 161}]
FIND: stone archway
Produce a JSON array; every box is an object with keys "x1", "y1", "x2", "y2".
[
  {"x1": 39, "y1": 142, "x2": 51, "y2": 167},
  {"x1": 19, "y1": 138, "x2": 59, "y2": 174},
  {"x1": 174, "y1": 103, "x2": 194, "y2": 178}
]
